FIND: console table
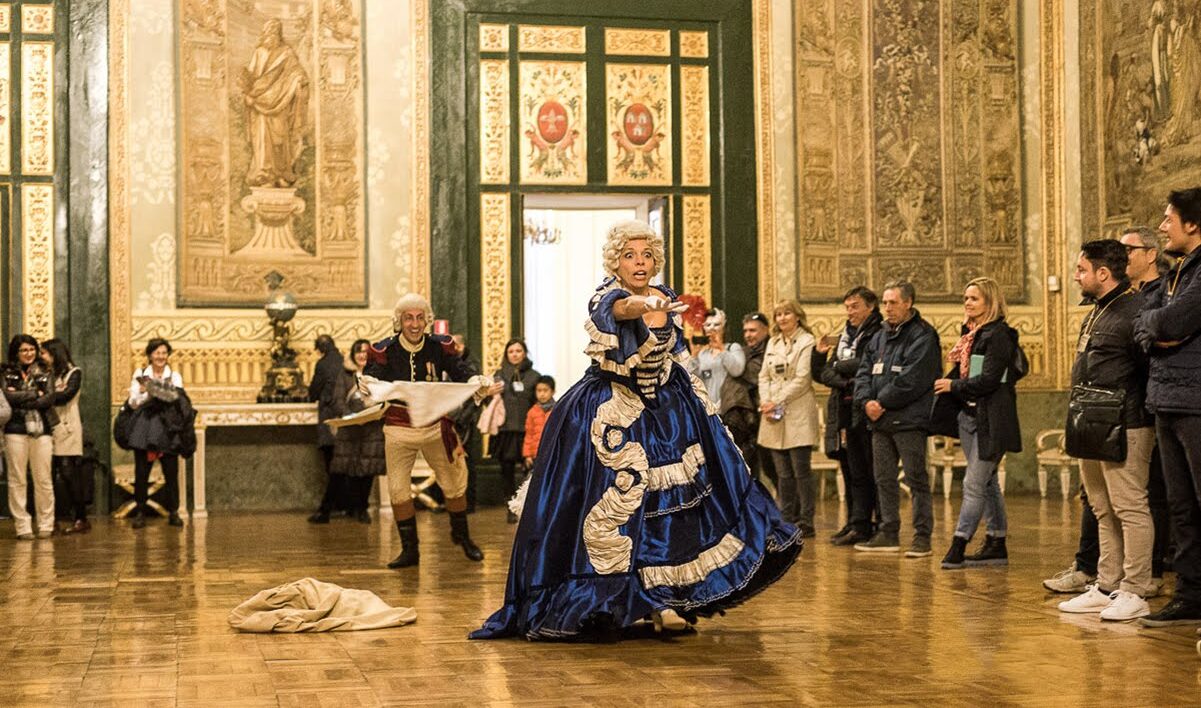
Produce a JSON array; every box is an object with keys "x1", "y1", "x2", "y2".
[{"x1": 189, "y1": 403, "x2": 318, "y2": 517}]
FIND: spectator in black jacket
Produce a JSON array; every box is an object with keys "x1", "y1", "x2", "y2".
[
  {"x1": 933, "y1": 278, "x2": 1021, "y2": 570},
  {"x1": 852, "y1": 281, "x2": 941, "y2": 558},
  {"x1": 308, "y1": 334, "x2": 347, "y2": 524},
  {"x1": 1135, "y1": 188, "x2": 1201, "y2": 627},
  {"x1": 1058, "y1": 239, "x2": 1155, "y2": 622},
  {"x1": 126, "y1": 338, "x2": 188, "y2": 529},
  {"x1": 3, "y1": 334, "x2": 57, "y2": 539},
  {"x1": 720, "y1": 312, "x2": 774, "y2": 487},
  {"x1": 812, "y1": 286, "x2": 883, "y2": 546}
]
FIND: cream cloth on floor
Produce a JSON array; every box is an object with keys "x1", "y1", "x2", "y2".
[{"x1": 228, "y1": 577, "x2": 417, "y2": 633}]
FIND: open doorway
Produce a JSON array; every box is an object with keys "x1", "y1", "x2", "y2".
[{"x1": 521, "y1": 194, "x2": 668, "y2": 390}]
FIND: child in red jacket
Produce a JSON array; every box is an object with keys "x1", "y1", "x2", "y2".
[{"x1": 521, "y1": 375, "x2": 556, "y2": 469}]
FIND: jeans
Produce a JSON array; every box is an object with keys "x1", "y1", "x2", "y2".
[
  {"x1": 1147, "y1": 444, "x2": 1172, "y2": 577},
  {"x1": 770, "y1": 446, "x2": 815, "y2": 529},
  {"x1": 1156, "y1": 413, "x2": 1201, "y2": 605},
  {"x1": 953, "y1": 412, "x2": 1007, "y2": 540},
  {"x1": 872, "y1": 429, "x2": 933, "y2": 537},
  {"x1": 844, "y1": 422, "x2": 877, "y2": 534}
]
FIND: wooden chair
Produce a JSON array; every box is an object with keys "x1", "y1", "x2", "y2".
[
  {"x1": 813, "y1": 408, "x2": 844, "y2": 501},
  {"x1": 926, "y1": 435, "x2": 1007, "y2": 501},
  {"x1": 1035, "y1": 429, "x2": 1077, "y2": 498},
  {"x1": 111, "y1": 462, "x2": 167, "y2": 518}
]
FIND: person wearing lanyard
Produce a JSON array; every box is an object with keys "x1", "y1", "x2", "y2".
[{"x1": 1058, "y1": 239, "x2": 1156, "y2": 622}]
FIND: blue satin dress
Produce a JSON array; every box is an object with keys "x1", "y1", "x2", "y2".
[{"x1": 470, "y1": 278, "x2": 801, "y2": 640}]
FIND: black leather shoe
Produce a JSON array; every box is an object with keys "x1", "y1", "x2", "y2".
[
  {"x1": 829, "y1": 524, "x2": 852, "y2": 541},
  {"x1": 387, "y1": 518, "x2": 420, "y2": 569},
  {"x1": 450, "y1": 510, "x2": 484, "y2": 562},
  {"x1": 307, "y1": 511, "x2": 330, "y2": 524},
  {"x1": 354, "y1": 510, "x2": 372, "y2": 524},
  {"x1": 131, "y1": 512, "x2": 146, "y2": 529},
  {"x1": 168, "y1": 512, "x2": 184, "y2": 527},
  {"x1": 831, "y1": 528, "x2": 870, "y2": 546}
]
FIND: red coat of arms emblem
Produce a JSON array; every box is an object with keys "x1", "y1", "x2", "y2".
[
  {"x1": 623, "y1": 103, "x2": 654, "y2": 146},
  {"x1": 537, "y1": 101, "x2": 569, "y2": 144}
]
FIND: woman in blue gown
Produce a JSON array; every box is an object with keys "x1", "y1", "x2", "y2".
[{"x1": 470, "y1": 220, "x2": 801, "y2": 640}]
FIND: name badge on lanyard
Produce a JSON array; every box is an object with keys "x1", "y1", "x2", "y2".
[
  {"x1": 871, "y1": 362, "x2": 884, "y2": 375},
  {"x1": 1077, "y1": 334, "x2": 1090, "y2": 354},
  {"x1": 513, "y1": 381, "x2": 524, "y2": 392}
]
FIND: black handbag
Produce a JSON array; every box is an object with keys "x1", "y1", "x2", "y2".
[
  {"x1": 113, "y1": 403, "x2": 137, "y2": 451},
  {"x1": 1064, "y1": 384, "x2": 1126, "y2": 462}
]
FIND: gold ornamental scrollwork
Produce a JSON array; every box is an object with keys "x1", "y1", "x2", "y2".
[
  {"x1": 21, "y1": 40, "x2": 53, "y2": 176},
  {"x1": 479, "y1": 23, "x2": 509, "y2": 53},
  {"x1": 752, "y1": 0, "x2": 775, "y2": 310},
  {"x1": 680, "y1": 65, "x2": 710, "y2": 187},
  {"x1": 604, "y1": 28, "x2": 670, "y2": 57},
  {"x1": 411, "y1": 0, "x2": 431, "y2": 298},
  {"x1": 21, "y1": 184, "x2": 54, "y2": 341},
  {"x1": 0, "y1": 6, "x2": 10, "y2": 34},
  {"x1": 0, "y1": 41, "x2": 10, "y2": 175},
  {"x1": 480, "y1": 193, "x2": 512, "y2": 377},
  {"x1": 479, "y1": 59, "x2": 510, "y2": 184},
  {"x1": 520, "y1": 60, "x2": 587, "y2": 185},
  {"x1": 679, "y1": 31, "x2": 709, "y2": 59},
  {"x1": 517, "y1": 25, "x2": 585, "y2": 54},
  {"x1": 606, "y1": 63, "x2": 672, "y2": 186},
  {"x1": 109, "y1": 0, "x2": 132, "y2": 403},
  {"x1": 682, "y1": 195, "x2": 712, "y2": 304}
]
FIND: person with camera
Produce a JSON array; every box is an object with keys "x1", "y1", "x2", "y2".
[
  {"x1": 812, "y1": 286, "x2": 883, "y2": 547},
  {"x1": 758, "y1": 300, "x2": 820, "y2": 536},
  {"x1": 1059, "y1": 239, "x2": 1155, "y2": 621},
  {"x1": 688, "y1": 308, "x2": 745, "y2": 412},
  {"x1": 3, "y1": 335, "x2": 57, "y2": 539}
]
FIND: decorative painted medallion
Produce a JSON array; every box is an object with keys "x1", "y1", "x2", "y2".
[
  {"x1": 520, "y1": 60, "x2": 587, "y2": 184},
  {"x1": 606, "y1": 63, "x2": 672, "y2": 186}
]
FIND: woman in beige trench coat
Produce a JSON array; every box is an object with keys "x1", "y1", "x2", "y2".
[{"x1": 757, "y1": 300, "x2": 820, "y2": 536}]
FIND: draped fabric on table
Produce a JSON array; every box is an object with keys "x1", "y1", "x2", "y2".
[{"x1": 471, "y1": 278, "x2": 801, "y2": 640}]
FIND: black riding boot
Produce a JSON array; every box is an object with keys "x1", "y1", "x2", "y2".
[
  {"x1": 387, "y1": 517, "x2": 420, "y2": 568},
  {"x1": 449, "y1": 510, "x2": 484, "y2": 562}
]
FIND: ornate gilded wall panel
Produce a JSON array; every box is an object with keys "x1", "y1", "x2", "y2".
[
  {"x1": 479, "y1": 22, "x2": 509, "y2": 52},
  {"x1": 21, "y1": 183, "x2": 53, "y2": 340},
  {"x1": 20, "y1": 4, "x2": 52, "y2": 35},
  {"x1": 0, "y1": 6, "x2": 10, "y2": 34},
  {"x1": 20, "y1": 40, "x2": 52, "y2": 176},
  {"x1": 480, "y1": 193, "x2": 511, "y2": 377},
  {"x1": 411, "y1": 0, "x2": 431, "y2": 299},
  {"x1": 679, "y1": 30, "x2": 709, "y2": 59},
  {"x1": 606, "y1": 63, "x2": 672, "y2": 186},
  {"x1": 680, "y1": 65, "x2": 710, "y2": 186},
  {"x1": 604, "y1": 28, "x2": 670, "y2": 57},
  {"x1": 178, "y1": 0, "x2": 368, "y2": 306},
  {"x1": 519, "y1": 60, "x2": 587, "y2": 185},
  {"x1": 682, "y1": 195, "x2": 712, "y2": 303},
  {"x1": 792, "y1": 0, "x2": 1024, "y2": 303},
  {"x1": 479, "y1": 59, "x2": 510, "y2": 184},
  {"x1": 753, "y1": 0, "x2": 777, "y2": 308},
  {"x1": 0, "y1": 41, "x2": 9, "y2": 175},
  {"x1": 517, "y1": 25, "x2": 585, "y2": 54}
]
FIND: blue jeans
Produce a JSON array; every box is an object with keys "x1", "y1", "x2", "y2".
[{"x1": 953, "y1": 411, "x2": 1007, "y2": 540}]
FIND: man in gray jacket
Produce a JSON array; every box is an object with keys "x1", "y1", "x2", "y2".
[{"x1": 852, "y1": 281, "x2": 942, "y2": 558}]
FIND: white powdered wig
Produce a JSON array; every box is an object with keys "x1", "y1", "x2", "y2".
[
  {"x1": 602, "y1": 219, "x2": 666, "y2": 278},
  {"x1": 391, "y1": 292, "x2": 434, "y2": 333}
]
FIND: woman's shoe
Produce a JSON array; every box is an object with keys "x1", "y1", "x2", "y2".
[
  {"x1": 168, "y1": 512, "x2": 184, "y2": 527},
  {"x1": 354, "y1": 510, "x2": 372, "y2": 524},
  {"x1": 307, "y1": 511, "x2": 330, "y2": 524},
  {"x1": 964, "y1": 535, "x2": 1008, "y2": 566},
  {"x1": 651, "y1": 608, "x2": 688, "y2": 632},
  {"x1": 506, "y1": 510, "x2": 518, "y2": 524},
  {"x1": 941, "y1": 536, "x2": 968, "y2": 569},
  {"x1": 131, "y1": 512, "x2": 146, "y2": 529}
]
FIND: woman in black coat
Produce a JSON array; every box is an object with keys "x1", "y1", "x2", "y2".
[
  {"x1": 328, "y1": 339, "x2": 385, "y2": 523},
  {"x1": 933, "y1": 277, "x2": 1022, "y2": 569},
  {"x1": 490, "y1": 338, "x2": 540, "y2": 522}
]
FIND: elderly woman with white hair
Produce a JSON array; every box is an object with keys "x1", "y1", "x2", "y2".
[{"x1": 471, "y1": 219, "x2": 801, "y2": 641}]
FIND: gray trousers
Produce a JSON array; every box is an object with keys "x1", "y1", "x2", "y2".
[
  {"x1": 872, "y1": 429, "x2": 933, "y2": 537},
  {"x1": 770, "y1": 446, "x2": 815, "y2": 529}
]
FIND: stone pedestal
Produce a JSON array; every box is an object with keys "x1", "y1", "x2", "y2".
[{"x1": 238, "y1": 187, "x2": 308, "y2": 257}]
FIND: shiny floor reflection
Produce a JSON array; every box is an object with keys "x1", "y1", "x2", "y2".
[{"x1": 1, "y1": 495, "x2": 1199, "y2": 705}]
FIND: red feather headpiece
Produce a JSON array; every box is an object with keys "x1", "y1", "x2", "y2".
[{"x1": 677, "y1": 293, "x2": 709, "y2": 331}]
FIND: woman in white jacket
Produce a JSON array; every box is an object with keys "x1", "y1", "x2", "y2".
[{"x1": 757, "y1": 299, "x2": 821, "y2": 536}]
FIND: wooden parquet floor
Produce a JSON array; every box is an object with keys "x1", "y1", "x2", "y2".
[{"x1": 2, "y1": 496, "x2": 1199, "y2": 706}]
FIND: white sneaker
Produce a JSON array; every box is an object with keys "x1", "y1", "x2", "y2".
[
  {"x1": 1057, "y1": 584, "x2": 1111, "y2": 614},
  {"x1": 1100, "y1": 590, "x2": 1150, "y2": 621},
  {"x1": 1043, "y1": 565, "x2": 1096, "y2": 594}
]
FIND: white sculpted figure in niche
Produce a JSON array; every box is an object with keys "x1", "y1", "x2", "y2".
[{"x1": 241, "y1": 19, "x2": 309, "y2": 188}]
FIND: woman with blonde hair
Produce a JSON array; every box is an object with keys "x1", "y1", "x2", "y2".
[
  {"x1": 472, "y1": 219, "x2": 801, "y2": 640},
  {"x1": 757, "y1": 299, "x2": 821, "y2": 536},
  {"x1": 933, "y1": 277, "x2": 1023, "y2": 569}
]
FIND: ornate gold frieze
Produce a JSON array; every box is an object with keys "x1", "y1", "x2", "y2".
[
  {"x1": 480, "y1": 193, "x2": 511, "y2": 377},
  {"x1": 520, "y1": 60, "x2": 587, "y2": 185},
  {"x1": 109, "y1": 0, "x2": 131, "y2": 402},
  {"x1": 20, "y1": 4, "x2": 51, "y2": 35},
  {"x1": 178, "y1": 0, "x2": 367, "y2": 306},
  {"x1": 20, "y1": 40, "x2": 52, "y2": 176},
  {"x1": 517, "y1": 25, "x2": 585, "y2": 54},
  {"x1": 0, "y1": 6, "x2": 10, "y2": 34},
  {"x1": 479, "y1": 59, "x2": 511, "y2": 184},
  {"x1": 21, "y1": 183, "x2": 53, "y2": 340},
  {"x1": 0, "y1": 41, "x2": 9, "y2": 175},
  {"x1": 679, "y1": 30, "x2": 708, "y2": 59},
  {"x1": 752, "y1": 0, "x2": 776, "y2": 310},
  {"x1": 411, "y1": 0, "x2": 431, "y2": 298},
  {"x1": 606, "y1": 63, "x2": 672, "y2": 186},
  {"x1": 479, "y1": 23, "x2": 509, "y2": 53},
  {"x1": 682, "y1": 195, "x2": 711, "y2": 303},
  {"x1": 680, "y1": 65, "x2": 710, "y2": 187},
  {"x1": 604, "y1": 28, "x2": 670, "y2": 57}
]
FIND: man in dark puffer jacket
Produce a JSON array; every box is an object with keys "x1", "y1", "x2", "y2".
[{"x1": 1135, "y1": 187, "x2": 1201, "y2": 627}]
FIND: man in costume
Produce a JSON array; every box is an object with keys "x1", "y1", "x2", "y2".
[{"x1": 364, "y1": 293, "x2": 499, "y2": 568}]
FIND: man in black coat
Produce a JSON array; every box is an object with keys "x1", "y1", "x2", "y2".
[
  {"x1": 307, "y1": 334, "x2": 345, "y2": 523},
  {"x1": 720, "y1": 312, "x2": 774, "y2": 486},
  {"x1": 852, "y1": 281, "x2": 941, "y2": 557},
  {"x1": 1135, "y1": 188, "x2": 1201, "y2": 627},
  {"x1": 812, "y1": 286, "x2": 883, "y2": 547}
]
